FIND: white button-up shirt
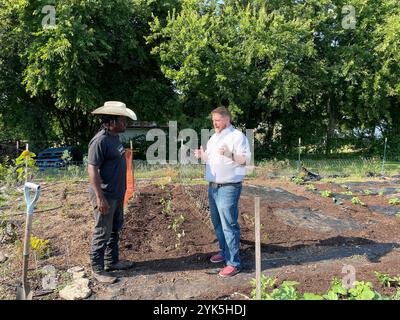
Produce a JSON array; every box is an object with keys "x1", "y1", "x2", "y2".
[{"x1": 205, "y1": 125, "x2": 251, "y2": 183}]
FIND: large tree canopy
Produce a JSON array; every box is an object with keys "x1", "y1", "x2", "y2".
[
  {"x1": 0, "y1": 0, "x2": 179, "y2": 149},
  {"x1": 149, "y1": 0, "x2": 400, "y2": 157},
  {"x1": 0, "y1": 0, "x2": 399, "y2": 158}
]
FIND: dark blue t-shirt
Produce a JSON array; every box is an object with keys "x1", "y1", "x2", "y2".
[{"x1": 88, "y1": 129, "x2": 126, "y2": 200}]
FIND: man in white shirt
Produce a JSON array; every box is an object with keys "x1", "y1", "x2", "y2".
[{"x1": 195, "y1": 107, "x2": 251, "y2": 277}]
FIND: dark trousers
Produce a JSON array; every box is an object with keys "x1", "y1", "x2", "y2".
[{"x1": 89, "y1": 193, "x2": 124, "y2": 272}]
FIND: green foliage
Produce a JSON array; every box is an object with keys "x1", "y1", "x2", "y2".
[
  {"x1": 0, "y1": 0, "x2": 179, "y2": 146},
  {"x1": 250, "y1": 275, "x2": 300, "y2": 300},
  {"x1": 375, "y1": 272, "x2": 400, "y2": 288},
  {"x1": 15, "y1": 150, "x2": 38, "y2": 182},
  {"x1": 1, "y1": 0, "x2": 400, "y2": 157},
  {"x1": 61, "y1": 150, "x2": 72, "y2": 164},
  {"x1": 341, "y1": 191, "x2": 353, "y2": 196},
  {"x1": 251, "y1": 275, "x2": 399, "y2": 300},
  {"x1": 305, "y1": 184, "x2": 317, "y2": 191},
  {"x1": 351, "y1": 197, "x2": 365, "y2": 206},
  {"x1": 292, "y1": 176, "x2": 305, "y2": 185},
  {"x1": 168, "y1": 214, "x2": 186, "y2": 248},
  {"x1": 30, "y1": 236, "x2": 51, "y2": 260},
  {"x1": 15, "y1": 235, "x2": 51, "y2": 261},
  {"x1": 320, "y1": 190, "x2": 332, "y2": 198},
  {"x1": 160, "y1": 197, "x2": 173, "y2": 215},
  {"x1": 388, "y1": 198, "x2": 400, "y2": 205},
  {"x1": 323, "y1": 278, "x2": 348, "y2": 300},
  {"x1": 348, "y1": 281, "x2": 377, "y2": 300}
]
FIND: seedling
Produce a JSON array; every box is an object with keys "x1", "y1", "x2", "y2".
[
  {"x1": 375, "y1": 272, "x2": 400, "y2": 288},
  {"x1": 292, "y1": 176, "x2": 304, "y2": 185},
  {"x1": 341, "y1": 191, "x2": 353, "y2": 196},
  {"x1": 320, "y1": 190, "x2": 332, "y2": 198},
  {"x1": 388, "y1": 198, "x2": 400, "y2": 205},
  {"x1": 168, "y1": 214, "x2": 186, "y2": 248},
  {"x1": 160, "y1": 197, "x2": 173, "y2": 215},
  {"x1": 363, "y1": 190, "x2": 372, "y2": 195},
  {"x1": 351, "y1": 197, "x2": 365, "y2": 206},
  {"x1": 378, "y1": 191, "x2": 384, "y2": 196},
  {"x1": 306, "y1": 184, "x2": 317, "y2": 191}
]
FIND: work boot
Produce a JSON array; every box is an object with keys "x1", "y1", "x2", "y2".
[
  {"x1": 92, "y1": 271, "x2": 118, "y2": 284},
  {"x1": 104, "y1": 260, "x2": 134, "y2": 271}
]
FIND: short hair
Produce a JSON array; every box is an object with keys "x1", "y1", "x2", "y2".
[{"x1": 211, "y1": 106, "x2": 231, "y2": 119}]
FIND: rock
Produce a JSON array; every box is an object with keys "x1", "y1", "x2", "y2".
[
  {"x1": 41, "y1": 265, "x2": 58, "y2": 290},
  {"x1": 0, "y1": 252, "x2": 8, "y2": 263},
  {"x1": 72, "y1": 271, "x2": 86, "y2": 279},
  {"x1": 0, "y1": 222, "x2": 17, "y2": 243},
  {"x1": 67, "y1": 266, "x2": 84, "y2": 273},
  {"x1": 67, "y1": 266, "x2": 86, "y2": 279},
  {"x1": 59, "y1": 278, "x2": 92, "y2": 300}
]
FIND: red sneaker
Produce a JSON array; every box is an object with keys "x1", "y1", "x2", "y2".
[
  {"x1": 210, "y1": 254, "x2": 225, "y2": 263},
  {"x1": 219, "y1": 265, "x2": 240, "y2": 277}
]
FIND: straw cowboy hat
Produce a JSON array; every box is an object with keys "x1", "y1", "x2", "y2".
[{"x1": 91, "y1": 101, "x2": 137, "y2": 121}]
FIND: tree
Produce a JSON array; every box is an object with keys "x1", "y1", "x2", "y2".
[{"x1": 0, "y1": 0, "x2": 180, "y2": 150}]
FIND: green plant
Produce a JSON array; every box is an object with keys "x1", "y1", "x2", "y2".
[
  {"x1": 15, "y1": 150, "x2": 38, "y2": 182},
  {"x1": 250, "y1": 275, "x2": 398, "y2": 300},
  {"x1": 15, "y1": 236, "x2": 51, "y2": 263},
  {"x1": 61, "y1": 150, "x2": 72, "y2": 164},
  {"x1": 250, "y1": 275, "x2": 277, "y2": 300},
  {"x1": 250, "y1": 275, "x2": 301, "y2": 300},
  {"x1": 351, "y1": 197, "x2": 365, "y2": 206},
  {"x1": 168, "y1": 214, "x2": 186, "y2": 248},
  {"x1": 305, "y1": 184, "x2": 317, "y2": 191},
  {"x1": 323, "y1": 278, "x2": 348, "y2": 300},
  {"x1": 160, "y1": 197, "x2": 173, "y2": 215},
  {"x1": 378, "y1": 191, "x2": 384, "y2": 196},
  {"x1": 348, "y1": 281, "x2": 377, "y2": 300},
  {"x1": 320, "y1": 190, "x2": 332, "y2": 197},
  {"x1": 389, "y1": 198, "x2": 400, "y2": 205},
  {"x1": 363, "y1": 189, "x2": 372, "y2": 195},
  {"x1": 341, "y1": 191, "x2": 353, "y2": 195},
  {"x1": 396, "y1": 212, "x2": 400, "y2": 218},
  {"x1": 30, "y1": 236, "x2": 51, "y2": 260},
  {"x1": 292, "y1": 176, "x2": 304, "y2": 185},
  {"x1": 375, "y1": 272, "x2": 400, "y2": 288}
]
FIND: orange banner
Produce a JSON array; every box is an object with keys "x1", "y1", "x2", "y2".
[{"x1": 124, "y1": 149, "x2": 134, "y2": 208}]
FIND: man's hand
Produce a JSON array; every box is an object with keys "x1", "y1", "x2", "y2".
[
  {"x1": 195, "y1": 146, "x2": 205, "y2": 159},
  {"x1": 218, "y1": 143, "x2": 233, "y2": 159},
  {"x1": 96, "y1": 195, "x2": 110, "y2": 214}
]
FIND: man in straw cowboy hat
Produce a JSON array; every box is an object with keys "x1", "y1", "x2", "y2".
[{"x1": 87, "y1": 101, "x2": 136, "y2": 284}]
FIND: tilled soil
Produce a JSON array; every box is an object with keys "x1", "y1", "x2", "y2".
[{"x1": 1, "y1": 177, "x2": 400, "y2": 300}]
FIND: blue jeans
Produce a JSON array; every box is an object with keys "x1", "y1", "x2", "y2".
[{"x1": 208, "y1": 183, "x2": 242, "y2": 267}]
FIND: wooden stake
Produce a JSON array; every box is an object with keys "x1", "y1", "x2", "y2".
[
  {"x1": 130, "y1": 140, "x2": 133, "y2": 150},
  {"x1": 25, "y1": 144, "x2": 29, "y2": 183},
  {"x1": 255, "y1": 196, "x2": 261, "y2": 300}
]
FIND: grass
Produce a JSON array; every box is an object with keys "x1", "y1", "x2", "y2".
[{"x1": 3, "y1": 158, "x2": 400, "y2": 185}]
